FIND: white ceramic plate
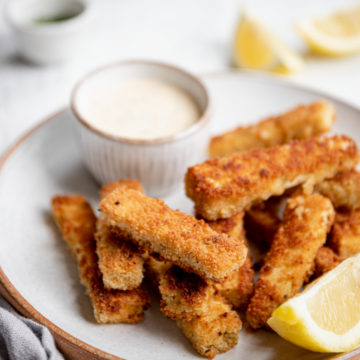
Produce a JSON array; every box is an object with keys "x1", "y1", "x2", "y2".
[{"x1": 0, "y1": 72, "x2": 359, "y2": 360}]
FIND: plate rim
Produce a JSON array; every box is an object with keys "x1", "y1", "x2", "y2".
[
  {"x1": 0, "y1": 107, "x2": 122, "y2": 360},
  {"x1": 1, "y1": 71, "x2": 360, "y2": 360}
]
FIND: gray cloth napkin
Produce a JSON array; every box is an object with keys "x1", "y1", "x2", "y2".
[{"x1": 0, "y1": 297, "x2": 64, "y2": 360}]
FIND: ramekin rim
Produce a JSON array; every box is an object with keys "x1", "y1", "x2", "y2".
[
  {"x1": 5, "y1": 0, "x2": 91, "y2": 35},
  {"x1": 70, "y1": 60, "x2": 212, "y2": 145}
]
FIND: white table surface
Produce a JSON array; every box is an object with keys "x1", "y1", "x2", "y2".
[{"x1": 1, "y1": 0, "x2": 360, "y2": 156}]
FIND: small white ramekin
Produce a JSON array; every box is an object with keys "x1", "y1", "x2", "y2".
[
  {"x1": 5, "y1": 0, "x2": 92, "y2": 65},
  {"x1": 71, "y1": 61, "x2": 212, "y2": 197}
]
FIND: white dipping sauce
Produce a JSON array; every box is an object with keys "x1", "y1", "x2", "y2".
[{"x1": 82, "y1": 78, "x2": 200, "y2": 140}]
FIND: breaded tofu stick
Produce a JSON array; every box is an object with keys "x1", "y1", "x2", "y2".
[
  {"x1": 200, "y1": 212, "x2": 244, "y2": 238},
  {"x1": 213, "y1": 257, "x2": 254, "y2": 310},
  {"x1": 186, "y1": 135, "x2": 358, "y2": 220},
  {"x1": 51, "y1": 195, "x2": 150, "y2": 324},
  {"x1": 157, "y1": 215, "x2": 244, "y2": 356},
  {"x1": 315, "y1": 170, "x2": 360, "y2": 211},
  {"x1": 314, "y1": 247, "x2": 344, "y2": 279},
  {"x1": 99, "y1": 188, "x2": 248, "y2": 282},
  {"x1": 150, "y1": 213, "x2": 254, "y2": 310},
  {"x1": 246, "y1": 193, "x2": 335, "y2": 329},
  {"x1": 99, "y1": 179, "x2": 145, "y2": 199},
  {"x1": 95, "y1": 179, "x2": 145, "y2": 291},
  {"x1": 204, "y1": 212, "x2": 255, "y2": 310},
  {"x1": 176, "y1": 294, "x2": 241, "y2": 359},
  {"x1": 329, "y1": 210, "x2": 360, "y2": 258},
  {"x1": 209, "y1": 101, "x2": 336, "y2": 158},
  {"x1": 159, "y1": 266, "x2": 215, "y2": 320},
  {"x1": 244, "y1": 203, "x2": 281, "y2": 248},
  {"x1": 95, "y1": 223, "x2": 144, "y2": 290},
  {"x1": 315, "y1": 209, "x2": 360, "y2": 276}
]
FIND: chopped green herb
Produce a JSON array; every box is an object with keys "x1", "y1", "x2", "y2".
[{"x1": 35, "y1": 13, "x2": 78, "y2": 24}]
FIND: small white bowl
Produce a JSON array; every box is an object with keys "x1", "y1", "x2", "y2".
[
  {"x1": 5, "y1": 0, "x2": 92, "y2": 65},
  {"x1": 71, "y1": 61, "x2": 212, "y2": 198}
]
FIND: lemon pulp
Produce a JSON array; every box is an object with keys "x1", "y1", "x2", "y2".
[
  {"x1": 236, "y1": 20, "x2": 275, "y2": 69},
  {"x1": 296, "y1": 6, "x2": 360, "y2": 56},
  {"x1": 314, "y1": 10, "x2": 360, "y2": 37},
  {"x1": 307, "y1": 263, "x2": 360, "y2": 335},
  {"x1": 233, "y1": 12, "x2": 303, "y2": 73},
  {"x1": 268, "y1": 254, "x2": 360, "y2": 353}
]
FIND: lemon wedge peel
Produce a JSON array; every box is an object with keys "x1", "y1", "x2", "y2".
[
  {"x1": 268, "y1": 254, "x2": 360, "y2": 353},
  {"x1": 296, "y1": 7, "x2": 360, "y2": 56},
  {"x1": 233, "y1": 12, "x2": 304, "y2": 74}
]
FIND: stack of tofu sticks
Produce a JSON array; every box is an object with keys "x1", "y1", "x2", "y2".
[{"x1": 51, "y1": 100, "x2": 360, "y2": 359}]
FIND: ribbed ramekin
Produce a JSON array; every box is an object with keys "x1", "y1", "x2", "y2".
[{"x1": 71, "y1": 60, "x2": 211, "y2": 197}]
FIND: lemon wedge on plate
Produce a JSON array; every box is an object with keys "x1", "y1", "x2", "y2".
[
  {"x1": 233, "y1": 11, "x2": 303, "y2": 74},
  {"x1": 268, "y1": 253, "x2": 360, "y2": 353},
  {"x1": 297, "y1": 6, "x2": 360, "y2": 56}
]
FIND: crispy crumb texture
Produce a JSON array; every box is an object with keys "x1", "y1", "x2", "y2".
[
  {"x1": 330, "y1": 210, "x2": 360, "y2": 258},
  {"x1": 99, "y1": 179, "x2": 145, "y2": 199},
  {"x1": 213, "y1": 255, "x2": 254, "y2": 311},
  {"x1": 51, "y1": 195, "x2": 150, "y2": 324},
  {"x1": 99, "y1": 188, "x2": 247, "y2": 282},
  {"x1": 314, "y1": 246, "x2": 344, "y2": 279},
  {"x1": 176, "y1": 295, "x2": 241, "y2": 359},
  {"x1": 205, "y1": 212, "x2": 254, "y2": 310},
  {"x1": 246, "y1": 193, "x2": 335, "y2": 329},
  {"x1": 146, "y1": 214, "x2": 245, "y2": 357},
  {"x1": 96, "y1": 179, "x2": 145, "y2": 291},
  {"x1": 159, "y1": 266, "x2": 215, "y2": 320},
  {"x1": 209, "y1": 101, "x2": 336, "y2": 158},
  {"x1": 95, "y1": 222, "x2": 144, "y2": 290},
  {"x1": 200, "y1": 212, "x2": 244, "y2": 238},
  {"x1": 186, "y1": 135, "x2": 358, "y2": 220},
  {"x1": 315, "y1": 170, "x2": 360, "y2": 211}
]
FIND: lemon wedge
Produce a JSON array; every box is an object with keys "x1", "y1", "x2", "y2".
[
  {"x1": 268, "y1": 253, "x2": 360, "y2": 353},
  {"x1": 297, "y1": 6, "x2": 360, "y2": 56},
  {"x1": 233, "y1": 12, "x2": 303, "y2": 74}
]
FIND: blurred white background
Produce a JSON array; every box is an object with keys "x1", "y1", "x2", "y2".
[{"x1": 1, "y1": 0, "x2": 360, "y2": 155}]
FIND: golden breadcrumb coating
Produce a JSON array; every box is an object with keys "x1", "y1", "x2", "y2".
[
  {"x1": 144, "y1": 213, "x2": 255, "y2": 309},
  {"x1": 176, "y1": 295, "x2": 241, "y2": 359},
  {"x1": 329, "y1": 210, "x2": 360, "y2": 258},
  {"x1": 314, "y1": 246, "x2": 344, "y2": 279},
  {"x1": 144, "y1": 256, "x2": 171, "y2": 289},
  {"x1": 246, "y1": 193, "x2": 335, "y2": 329},
  {"x1": 95, "y1": 179, "x2": 145, "y2": 291},
  {"x1": 315, "y1": 170, "x2": 360, "y2": 211},
  {"x1": 155, "y1": 265, "x2": 242, "y2": 358},
  {"x1": 186, "y1": 135, "x2": 358, "y2": 220},
  {"x1": 153, "y1": 214, "x2": 244, "y2": 356},
  {"x1": 99, "y1": 188, "x2": 247, "y2": 282},
  {"x1": 95, "y1": 222, "x2": 144, "y2": 290},
  {"x1": 99, "y1": 179, "x2": 145, "y2": 199},
  {"x1": 51, "y1": 195, "x2": 150, "y2": 324},
  {"x1": 159, "y1": 266, "x2": 215, "y2": 320},
  {"x1": 244, "y1": 203, "x2": 281, "y2": 248},
  {"x1": 213, "y1": 256, "x2": 253, "y2": 310},
  {"x1": 200, "y1": 212, "x2": 244, "y2": 238},
  {"x1": 209, "y1": 101, "x2": 336, "y2": 158},
  {"x1": 204, "y1": 212, "x2": 254, "y2": 310}
]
